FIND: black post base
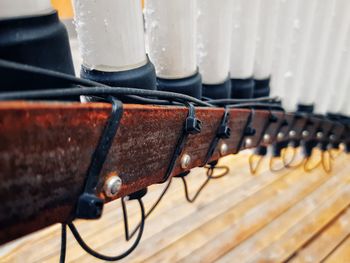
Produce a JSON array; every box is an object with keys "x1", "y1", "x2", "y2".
[
  {"x1": 81, "y1": 59, "x2": 157, "y2": 90},
  {"x1": 202, "y1": 77, "x2": 231, "y2": 99},
  {"x1": 157, "y1": 72, "x2": 202, "y2": 99},
  {"x1": 254, "y1": 78, "x2": 270, "y2": 98},
  {"x1": 231, "y1": 78, "x2": 254, "y2": 99}
]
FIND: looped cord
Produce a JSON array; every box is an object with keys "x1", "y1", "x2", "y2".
[
  {"x1": 181, "y1": 164, "x2": 229, "y2": 203},
  {"x1": 269, "y1": 155, "x2": 286, "y2": 172},
  {"x1": 63, "y1": 198, "x2": 145, "y2": 262},
  {"x1": 303, "y1": 155, "x2": 322, "y2": 172},
  {"x1": 281, "y1": 147, "x2": 296, "y2": 167},
  {"x1": 329, "y1": 148, "x2": 342, "y2": 160},
  {"x1": 248, "y1": 154, "x2": 264, "y2": 175},
  {"x1": 122, "y1": 178, "x2": 172, "y2": 240},
  {"x1": 321, "y1": 150, "x2": 332, "y2": 173}
]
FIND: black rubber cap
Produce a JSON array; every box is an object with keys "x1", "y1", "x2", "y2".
[
  {"x1": 202, "y1": 77, "x2": 231, "y2": 99},
  {"x1": 254, "y1": 78, "x2": 270, "y2": 98},
  {"x1": 157, "y1": 71, "x2": 202, "y2": 99},
  {"x1": 255, "y1": 146, "x2": 267, "y2": 156},
  {"x1": 297, "y1": 104, "x2": 314, "y2": 113},
  {"x1": 81, "y1": 59, "x2": 157, "y2": 90},
  {"x1": 0, "y1": 11, "x2": 75, "y2": 92},
  {"x1": 231, "y1": 78, "x2": 254, "y2": 99}
]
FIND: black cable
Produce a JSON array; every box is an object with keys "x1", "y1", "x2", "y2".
[
  {"x1": 206, "y1": 97, "x2": 281, "y2": 105},
  {"x1": 181, "y1": 165, "x2": 229, "y2": 203},
  {"x1": 60, "y1": 224, "x2": 67, "y2": 263},
  {"x1": 0, "y1": 59, "x2": 212, "y2": 107},
  {"x1": 67, "y1": 198, "x2": 145, "y2": 261},
  {"x1": 122, "y1": 178, "x2": 172, "y2": 241},
  {"x1": 0, "y1": 86, "x2": 213, "y2": 106},
  {"x1": 227, "y1": 102, "x2": 284, "y2": 111}
]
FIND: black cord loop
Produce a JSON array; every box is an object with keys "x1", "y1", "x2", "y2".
[
  {"x1": 161, "y1": 102, "x2": 202, "y2": 182},
  {"x1": 75, "y1": 97, "x2": 123, "y2": 219},
  {"x1": 202, "y1": 107, "x2": 231, "y2": 166}
]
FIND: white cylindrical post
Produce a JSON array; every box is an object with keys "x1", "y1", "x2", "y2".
[
  {"x1": 254, "y1": 0, "x2": 280, "y2": 80},
  {"x1": 144, "y1": 0, "x2": 201, "y2": 98},
  {"x1": 327, "y1": 27, "x2": 350, "y2": 114},
  {"x1": 0, "y1": 0, "x2": 52, "y2": 18},
  {"x1": 197, "y1": 0, "x2": 233, "y2": 84},
  {"x1": 230, "y1": 0, "x2": 261, "y2": 98},
  {"x1": 297, "y1": 0, "x2": 336, "y2": 107},
  {"x1": 269, "y1": 0, "x2": 300, "y2": 103},
  {"x1": 73, "y1": 0, "x2": 147, "y2": 72},
  {"x1": 230, "y1": 0, "x2": 261, "y2": 79},
  {"x1": 280, "y1": 0, "x2": 318, "y2": 111},
  {"x1": 72, "y1": 0, "x2": 156, "y2": 90},
  {"x1": 312, "y1": 0, "x2": 350, "y2": 113},
  {"x1": 253, "y1": 0, "x2": 280, "y2": 98},
  {"x1": 196, "y1": 0, "x2": 233, "y2": 99},
  {"x1": 145, "y1": 0, "x2": 197, "y2": 79}
]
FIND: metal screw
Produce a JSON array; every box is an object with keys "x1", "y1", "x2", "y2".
[
  {"x1": 181, "y1": 154, "x2": 191, "y2": 169},
  {"x1": 289, "y1": 130, "x2": 296, "y2": 138},
  {"x1": 316, "y1": 132, "x2": 323, "y2": 139},
  {"x1": 245, "y1": 138, "x2": 252, "y2": 147},
  {"x1": 263, "y1": 134, "x2": 271, "y2": 143},
  {"x1": 277, "y1": 132, "x2": 284, "y2": 141},
  {"x1": 329, "y1": 134, "x2": 336, "y2": 141},
  {"x1": 220, "y1": 143, "x2": 228, "y2": 156},
  {"x1": 104, "y1": 176, "x2": 122, "y2": 198},
  {"x1": 302, "y1": 130, "x2": 309, "y2": 138}
]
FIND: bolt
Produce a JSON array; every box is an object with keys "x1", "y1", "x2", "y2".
[
  {"x1": 277, "y1": 132, "x2": 284, "y2": 141},
  {"x1": 181, "y1": 154, "x2": 191, "y2": 169},
  {"x1": 263, "y1": 134, "x2": 271, "y2": 143},
  {"x1": 316, "y1": 132, "x2": 323, "y2": 139},
  {"x1": 245, "y1": 138, "x2": 252, "y2": 147},
  {"x1": 289, "y1": 130, "x2": 296, "y2": 138},
  {"x1": 220, "y1": 143, "x2": 228, "y2": 156},
  {"x1": 302, "y1": 130, "x2": 309, "y2": 138},
  {"x1": 104, "y1": 176, "x2": 122, "y2": 198}
]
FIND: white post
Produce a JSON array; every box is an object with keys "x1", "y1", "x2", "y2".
[
  {"x1": 312, "y1": 0, "x2": 350, "y2": 113},
  {"x1": 280, "y1": 0, "x2": 318, "y2": 111},
  {"x1": 297, "y1": 0, "x2": 336, "y2": 106},
  {"x1": 144, "y1": 0, "x2": 197, "y2": 79},
  {"x1": 269, "y1": 0, "x2": 300, "y2": 102},
  {"x1": 230, "y1": 0, "x2": 261, "y2": 79},
  {"x1": 254, "y1": 0, "x2": 280, "y2": 81},
  {"x1": 0, "y1": 0, "x2": 52, "y2": 18},
  {"x1": 73, "y1": 0, "x2": 147, "y2": 72},
  {"x1": 197, "y1": 0, "x2": 233, "y2": 85}
]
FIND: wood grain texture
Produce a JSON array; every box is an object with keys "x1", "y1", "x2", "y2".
[{"x1": 0, "y1": 102, "x2": 253, "y2": 244}]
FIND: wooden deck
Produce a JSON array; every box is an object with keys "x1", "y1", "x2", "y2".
[{"x1": 1, "y1": 150, "x2": 350, "y2": 263}]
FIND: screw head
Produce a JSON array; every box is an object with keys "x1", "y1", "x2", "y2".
[
  {"x1": 289, "y1": 130, "x2": 296, "y2": 138},
  {"x1": 104, "y1": 176, "x2": 122, "y2": 198},
  {"x1": 181, "y1": 154, "x2": 191, "y2": 169},
  {"x1": 245, "y1": 138, "x2": 252, "y2": 147},
  {"x1": 220, "y1": 143, "x2": 228, "y2": 156},
  {"x1": 329, "y1": 134, "x2": 336, "y2": 141},
  {"x1": 263, "y1": 134, "x2": 271, "y2": 143},
  {"x1": 302, "y1": 130, "x2": 309, "y2": 138},
  {"x1": 316, "y1": 132, "x2": 323, "y2": 139},
  {"x1": 277, "y1": 132, "x2": 284, "y2": 141}
]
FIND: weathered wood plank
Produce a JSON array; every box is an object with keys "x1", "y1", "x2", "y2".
[
  {"x1": 217, "y1": 155, "x2": 350, "y2": 262},
  {"x1": 323, "y1": 235, "x2": 350, "y2": 263},
  {"x1": 0, "y1": 101, "x2": 256, "y2": 244},
  {"x1": 139, "y1": 153, "x2": 337, "y2": 262},
  {"x1": 287, "y1": 207, "x2": 350, "y2": 263},
  {"x1": 250, "y1": 181, "x2": 350, "y2": 262}
]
